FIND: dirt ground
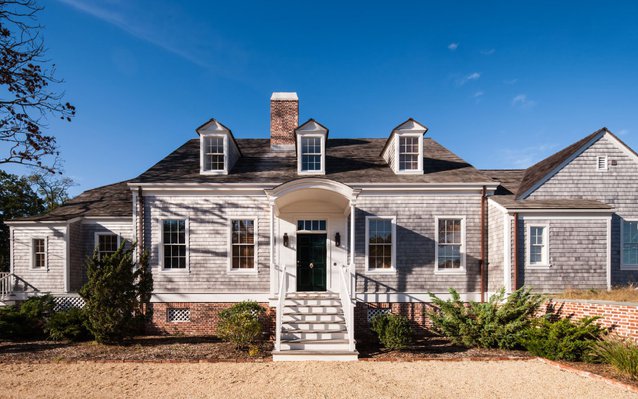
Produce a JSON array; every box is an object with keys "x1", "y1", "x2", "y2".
[{"x1": 1, "y1": 359, "x2": 636, "y2": 399}]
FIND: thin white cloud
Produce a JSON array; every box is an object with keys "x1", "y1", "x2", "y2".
[
  {"x1": 448, "y1": 42, "x2": 459, "y2": 50},
  {"x1": 473, "y1": 91, "x2": 484, "y2": 98},
  {"x1": 617, "y1": 129, "x2": 630, "y2": 136},
  {"x1": 501, "y1": 143, "x2": 557, "y2": 168},
  {"x1": 512, "y1": 94, "x2": 536, "y2": 109},
  {"x1": 480, "y1": 48, "x2": 495, "y2": 55},
  {"x1": 504, "y1": 79, "x2": 518, "y2": 85},
  {"x1": 456, "y1": 72, "x2": 481, "y2": 86}
]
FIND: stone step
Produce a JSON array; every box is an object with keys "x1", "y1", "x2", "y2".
[{"x1": 272, "y1": 350, "x2": 359, "y2": 362}]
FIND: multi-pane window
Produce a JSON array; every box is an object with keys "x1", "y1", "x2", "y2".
[
  {"x1": 163, "y1": 219, "x2": 186, "y2": 269},
  {"x1": 32, "y1": 238, "x2": 46, "y2": 269},
  {"x1": 437, "y1": 219, "x2": 463, "y2": 269},
  {"x1": 528, "y1": 226, "x2": 547, "y2": 266},
  {"x1": 368, "y1": 218, "x2": 393, "y2": 269},
  {"x1": 97, "y1": 234, "x2": 119, "y2": 259},
  {"x1": 300, "y1": 137, "x2": 322, "y2": 172},
  {"x1": 399, "y1": 136, "x2": 420, "y2": 171},
  {"x1": 231, "y1": 219, "x2": 255, "y2": 269},
  {"x1": 297, "y1": 220, "x2": 326, "y2": 231},
  {"x1": 203, "y1": 136, "x2": 225, "y2": 171},
  {"x1": 623, "y1": 221, "x2": 638, "y2": 266}
]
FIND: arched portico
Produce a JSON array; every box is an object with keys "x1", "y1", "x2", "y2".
[{"x1": 265, "y1": 178, "x2": 359, "y2": 294}]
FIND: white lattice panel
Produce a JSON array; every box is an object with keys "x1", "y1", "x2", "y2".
[
  {"x1": 367, "y1": 307, "x2": 391, "y2": 322},
  {"x1": 167, "y1": 308, "x2": 191, "y2": 322},
  {"x1": 53, "y1": 297, "x2": 86, "y2": 312}
]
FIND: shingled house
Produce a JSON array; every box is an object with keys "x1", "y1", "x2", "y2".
[{"x1": 4, "y1": 92, "x2": 638, "y2": 360}]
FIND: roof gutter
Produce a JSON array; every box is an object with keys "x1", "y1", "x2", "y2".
[{"x1": 480, "y1": 185, "x2": 487, "y2": 303}]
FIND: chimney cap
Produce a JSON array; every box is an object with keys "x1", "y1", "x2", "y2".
[{"x1": 271, "y1": 92, "x2": 298, "y2": 101}]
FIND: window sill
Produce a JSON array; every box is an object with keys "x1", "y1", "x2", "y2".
[
  {"x1": 227, "y1": 268, "x2": 258, "y2": 275},
  {"x1": 159, "y1": 267, "x2": 190, "y2": 273},
  {"x1": 200, "y1": 169, "x2": 228, "y2": 175},
  {"x1": 365, "y1": 269, "x2": 397, "y2": 275},
  {"x1": 526, "y1": 264, "x2": 552, "y2": 269},
  {"x1": 620, "y1": 265, "x2": 638, "y2": 271},
  {"x1": 396, "y1": 169, "x2": 423, "y2": 175},
  {"x1": 434, "y1": 269, "x2": 466, "y2": 275},
  {"x1": 297, "y1": 170, "x2": 325, "y2": 176}
]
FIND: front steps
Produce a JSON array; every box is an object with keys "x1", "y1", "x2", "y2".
[{"x1": 272, "y1": 292, "x2": 358, "y2": 361}]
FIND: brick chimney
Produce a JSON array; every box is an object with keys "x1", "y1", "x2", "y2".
[{"x1": 270, "y1": 92, "x2": 298, "y2": 151}]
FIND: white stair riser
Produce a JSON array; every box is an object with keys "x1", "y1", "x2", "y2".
[
  {"x1": 273, "y1": 354, "x2": 358, "y2": 362},
  {"x1": 282, "y1": 332, "x2": 347, "y2": 340},
  {"x1": 284, "y1": 300, "x2": 341, "y2": 307},
  {"x1": 283, "y1": 322, "x2": 345, "y2": 331},
  {"x1": 285, "y1": 306, "x2": 342, "y2": 314},
  {"x1": 280, "y1": 342, "x2": 351, "y2": 351},
  {"x1": 283, "y1": 314, "x2": 345, "y2": 322}
]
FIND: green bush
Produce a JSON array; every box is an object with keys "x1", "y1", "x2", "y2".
[
  {"x1": 80, "y1": 245, "x2": 153, "y2": 344},
  {"x1": 370, "y1": 313, "x2": 414, "y2": 350},
  {"x1": 520, "y1": 316, "x2": 605, "y2": 361},
  {"x1": 217, "y1": 301, "x2": 265, "y2": 348},
  {"x1": 427, "y1": 288, "x2": 543, "y2": 349},
  {"x1": 0, "y1": 295, "x2": 55, "y2": 340},
  {"x1": 594, "y1": 339, "x2": 638, "y2": 379},
  {"x1": 46, "y1": 308, "x2": 93, "y2": 342}
]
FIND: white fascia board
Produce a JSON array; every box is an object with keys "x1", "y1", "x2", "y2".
[
  {"x1": 5, "y1": 220, "x2": 75, "y2": 226},
  {"x1": 151, "y1": 292, "x2": 271, "y2": 303}
]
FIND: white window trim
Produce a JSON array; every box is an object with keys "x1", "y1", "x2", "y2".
[
  {"x1": 297, "y1": 134, "x2": 326, "y2": 175},
  {"x1": 525, "y1": 223, "x2": 551, "y2": 268},
  {"x1": 94, "y1": 232, "x2": 121, "y2": 258},
  {"x1": 395, "y1": 133, "x2": 424, "y2": 174},
  {"x1": 621, "y1": 219, "x2": 638, "y2": 270},
  {"x1": 227, "y1": 218, "x2": 259, "y2": 274},
  {"x1": 200, "y1": 133, "x2": 228, "y2": 175},
  {"x1": 365, "y1": 216, "x2": 397, "y2": 274},
  {"x1": 30, "y1": 237, "x2": 48, "y2": 271},
  {"x1": 434, "y1": 216, "x2": 467, "y2": 274},
  {"x1": 596, "y1": 155, "x2": 608, "y2": 171},
  {"x1": 158, "y1": 218, "x2": 190, "y2": 272}
]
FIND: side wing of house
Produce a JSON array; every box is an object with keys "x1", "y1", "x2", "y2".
[{"x1": 519, "y1": 131, "x2": 638, "y2": 286}]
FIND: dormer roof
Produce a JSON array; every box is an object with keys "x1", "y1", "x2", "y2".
[{"x1": 195, "y1": 118, "x2": 242, "y2": 156}]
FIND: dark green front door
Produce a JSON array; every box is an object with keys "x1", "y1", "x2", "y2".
[{"x1": 297, "y1": 233, "x2": 327, "y2": 291}]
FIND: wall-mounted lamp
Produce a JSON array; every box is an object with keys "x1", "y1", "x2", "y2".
[
  {"x1": 335, "y1": 232, "x2": 341, "y2": 247},
  {"x1": 283, "y1": 233, "x2": 289, "y2": 247}
]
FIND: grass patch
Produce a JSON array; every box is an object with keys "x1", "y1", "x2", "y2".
[
  {"x1": 594, "y1": 339, "x2": 638, "y2": 379},
  {"x1": 556, "y1": 286, "x2": 638, "y2": 302}
]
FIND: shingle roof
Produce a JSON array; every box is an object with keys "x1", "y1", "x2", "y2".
[
  {"x1": 490, "y1": 195, "x2": 611, "y2": 210},
  {"x1": 11, "y1": 180, "x2": 132, "y2": 222},
  {"x1": 515, "y1": 128, "x2": 608, "y2": 199},
  {"x1": 481, "y1": 169, "x2": 526, "y2": 195},
  {"x1": 131, "y1": 138, "x2": 494, "y2": 184}
]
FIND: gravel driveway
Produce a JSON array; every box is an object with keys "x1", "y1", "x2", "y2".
[{"x1": 1, "y1": 359, "x2": 636, "y2": 399}]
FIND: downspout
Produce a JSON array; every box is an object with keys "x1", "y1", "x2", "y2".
[
  {"x1": 480, "y1": 186, "x2": 486, "y2": 303},
  {"x1": 513, "y1": 212, "x2": 519, "y2": 290},
  {"x1": 137, "y1": 187, "x2": 144, "y2": 257}
]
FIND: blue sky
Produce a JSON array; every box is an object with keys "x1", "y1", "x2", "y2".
[{"x1": 20, "y1": 0, "x2": 638, "y2": 194}]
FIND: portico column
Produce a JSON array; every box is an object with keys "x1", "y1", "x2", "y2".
[
  {"x1": 269, "y1": 201, "x2": 276, "y2": 296},
  {"x1": 350, "y1": 202, "x2": 356, "y2": 266}
]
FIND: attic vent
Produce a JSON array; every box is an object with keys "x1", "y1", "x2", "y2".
[{"x1": 596, "y1": 156, "x2": 608, "y2": 171}]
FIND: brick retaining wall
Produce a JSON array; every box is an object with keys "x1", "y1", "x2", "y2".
[
  {"x1": 147, "y1": 302, "x2": 275, "y2": 337},
  {"x1": 546, "y1": 299, "x2": 638, "y2": 341}
]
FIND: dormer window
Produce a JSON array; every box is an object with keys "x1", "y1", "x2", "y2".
[
  {"x1": 296, "y1": 119, "x2": 328, "y2": 175},
  {"x1": 381, "y1": 118, "x2": 427, "y2": 175},
  {"x1": 196, "y1": 118, "x2": 241, "y2": 176},
  {"x1": 203, "y1": 136, "x2": 225, "y2": 171},
  {"x1": 399, "y1": 136, "x2": 420, "y2": 171},
  {"x1": 301, "y1": 136, "x2": 322, "y2": 172}
]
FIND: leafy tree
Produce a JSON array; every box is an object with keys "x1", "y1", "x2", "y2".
[
  {"x1": 1, "y1": 0, "x2": 76, "y2": 172},
  {"x1": 0, "y1": 169, "x2": 44, "y2": 271},
  {"x1": 80, "y1": 245, "x2": 153, "y2": 344}
]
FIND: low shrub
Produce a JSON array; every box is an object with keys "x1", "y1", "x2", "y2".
[
  {"x1": 0, "y1": 295, "x2": 55, "y2": 340},
  {"x1": 370, "y1": 313, "x2": 414, "y2": 350},
  {"x1": 217, "y1": 301, "x2": 265, "y2": 349},
  {"x1": 46, "y1": 308, "x2": 93, "y2": 342},
  {"x1": 593, "y1": 339, "x2": 638, "y2": 379},
  {"x1": 427, "y1": 288, "x2": 543, "y2": 349},
  {"x1": 520, "y1": 316, "x2": 605, "y2": 361}
]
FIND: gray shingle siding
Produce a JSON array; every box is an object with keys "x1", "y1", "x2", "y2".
[
  {"x1": 526, "y1": 134, "x2": 638, "y2": 285},
  {"x1": 143, "y1": 194, "x2": 271, "y2": 293},
  {"x1": 354, "y1": 194, "x2": 483, "y2": 294},
  {"x1": 12, "y1": 225, "x2": 66, "y2": 293},
  {"x1": 487, "y1": 201, "x2": 505, "y2": 292},
  {"x1": 68, "y1": 221, "x2": 84, "y2": 292}
]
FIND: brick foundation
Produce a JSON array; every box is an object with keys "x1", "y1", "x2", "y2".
[
  {"x1": 147, "y1": 302, "x2": 275, "y2": 337},
  {"x1": 355, "y1": 302, "x2": 438, "y2": 342},
  {"x1": 546, "y1": 299, "x2": 638, "y2": 341}
]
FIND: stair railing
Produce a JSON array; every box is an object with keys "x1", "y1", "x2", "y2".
[
  {"x1": 275, "y1": 264, "x2": 288, "y2": 351},
  {"x1": 0, "y1": 272, "x2": 13, "y2": 300},
  {"x1": 338, "y1": 264, "x2": 356, "y2": 352}
]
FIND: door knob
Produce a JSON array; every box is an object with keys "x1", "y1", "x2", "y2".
[{"x1": 309, "y1": 262, "x2": 314, "y2": 269}]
